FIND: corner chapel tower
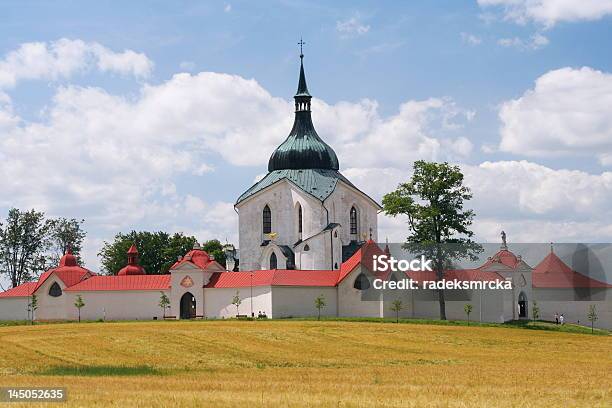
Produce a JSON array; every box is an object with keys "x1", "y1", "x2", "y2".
[{"x1": 235, "y1": 45, "x2": 381, "y2": 271}]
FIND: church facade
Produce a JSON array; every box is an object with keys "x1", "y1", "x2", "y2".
[{"x1": 0, "y1": 55, "x2": 610, "y2": 329}]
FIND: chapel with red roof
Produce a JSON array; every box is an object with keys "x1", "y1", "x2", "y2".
[{"x1": 1, "y1": 53, "x2": 610, "y2": 328}]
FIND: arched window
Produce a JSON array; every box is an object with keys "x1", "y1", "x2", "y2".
[
  {"x1": 350, "y1": 206, "x2": 358, "y2": 235},
  {"x1": 49, "y1": 282, "x2": 62, "y2": 297},
  {"x1": 297, "y1": 204, "x2": 303, "y2": 234},
  {"x1": 263, "y1": 205, "x2": 272, "y2": 234},
  {"x1": 353, "y1": 273, "x2": 370, "y2": 290},
  {"x1": 269, "y1": 252, "x2": 278, "y2": 270},
  {"x1": 303, "y1": 244, "x2": 310, "y2": 251}
]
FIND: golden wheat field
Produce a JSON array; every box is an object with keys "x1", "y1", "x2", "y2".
[{"x1": 0, "y1": 320, "x2": 610, "y2": 407}]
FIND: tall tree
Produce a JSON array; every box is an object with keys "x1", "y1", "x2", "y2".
[
  {"x1": 201, "y1": 239, "x2": 226, "y2": 268},
  {"x1": 98, "y1": 231, "x2": 199, "y2": 275},
  {"x1": 0, "y1": 208, "x2": 54, "y2": 288},
  {"x1": 382, "y1": 161, "x2": 482, "y2": 320},
  {"x1": 49, "y1": 217, "x2": 86, "y2": 266}
]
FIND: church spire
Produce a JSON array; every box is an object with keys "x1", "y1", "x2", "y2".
[{"x1": 267, "y1": 42, "x2": 339, "y2": 172}]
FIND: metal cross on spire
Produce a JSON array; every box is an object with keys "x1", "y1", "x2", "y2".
[{"x1": 298, "y1": 38, "x2": 305, "y2": 58}]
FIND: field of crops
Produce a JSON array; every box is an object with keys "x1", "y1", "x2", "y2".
[{"x1": 0, "y1": 320, "x2": 610, "y2": 407}]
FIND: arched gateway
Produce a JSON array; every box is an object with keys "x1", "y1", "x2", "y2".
[{"x1": 180, "y1": 292, "x2": 196, "y2": 319}]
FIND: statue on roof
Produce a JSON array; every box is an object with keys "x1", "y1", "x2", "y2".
[{"x1": 501, "y1": 230, "x2": 507, "y2": 248}]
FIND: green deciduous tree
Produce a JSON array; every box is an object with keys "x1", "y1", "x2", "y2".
[
  {"x1": 382, "y1": 161, "x2": 482, "y2": 320},
  {"x1": 391, "y1": 299, "x2": 403, "y2": 323},
  {"x1": 232, "y1": 291, "x2": 242, "y2": 317},
  {"x1": 202, "y1": 239, "x2": 226, "y2": 267},
  {"x1": 464, "y1": 303, "x2": 473, "y2": 325},
  {"x1": 532, "y1": 301, "x2": 540, "y2": 322},
  {"x1": 98, "y1": 231, "x2": 198, "y2": 275},
  {"x1": 0, "y1": 208, "x2": 54, "y2": 288},
  {"x1": 28, "y1": 294, "x2": 38, "y2": 324},
  {"x1": 587, "y1": 305, "x2": 598, "y2": 334},
  {"x1": 49, "y1": 217, "x2": 86, "y2": 266},
  {"x1": 74, "y1": 294, "x2": 85, "y2": 322},
  {"x1": 314, "y1": 294, "x2": 326, "y2": 321},
  {"x1": 159, "y1": 292, "x2": 170, "y2": 318}
]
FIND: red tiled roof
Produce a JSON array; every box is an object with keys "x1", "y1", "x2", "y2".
[
  {"x1": 65, "y1": 275, "x2": 171, "y2": 291},
  {"x1": 34, "y1": 266, "x2": 93, "y2": 293},
  {"x1": 117, "y1": 264, "x2": 146, "y2": 276},
  {"x1": 532, "y1": 252, "x2": 612, "y2": 288},
  {"x1": 171, "y1": 248, "x2": 216, "y2": 270},
  {"x1": 0, "y1": 282, "x2": 37, "y2": 298},
  {"x1": 338, "y1": 240, "x2": 385, "y2": 283},
  {"x1": 405, "y1": 269, "x2": 505, "y2": 282},
  {"x1": 206, "y1": 269, "x2": 339, "y2": 288},
  {"x1": 478, "y1": 249, "x2": 520, "y2": 270}
]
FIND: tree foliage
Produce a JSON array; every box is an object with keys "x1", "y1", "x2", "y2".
[
  {"x1": 201, "y1": 239, "x2": 226, "y2": 267},
  {"x1": 382, "y1": 161, "x2": 482, "y2": 320},
  {"x1": 49, "y1": 217, "x2": 86, "y2": 266},
  {"x1": 314, "y1": 294, "x2": 326, "y2": 320},
  {"x1": 0, "y1": 208, "x2": 54, "y2": 288},
  {"x1": 97, "y1": 231, "x2": 198, "y2": 275},
  {"x1": 74, "y1": 294, "x2": 85, "y2": 322},
  {"x1": 390, "y1": 299, "x2": 403, "y2": 323},
  {"x1": 587, "y1": 304, "x2": 598, "y2": 334},
  {"x1": 464, "y1": 303, "x2": 473, "y2": 325}
]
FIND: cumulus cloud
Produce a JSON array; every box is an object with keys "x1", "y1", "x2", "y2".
[
  {"x1": 478, "y1": 0, "x2": 612, "y2": 27},
  {"x1": 0, "y1": 38, "x2": 153, "y2": 88},
  {"x1": 336, "y1": 17, "x2": 370, "y2": 37},
  {"x1": 356, "y1": 161, "x2": 612, "y2": 244},
  {"x1": 497, "y1": 67, "x2": 612, "y2": 165}
]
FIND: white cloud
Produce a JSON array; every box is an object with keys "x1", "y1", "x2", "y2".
[
  {"x1": 497, "y1": 32, "x2": 549, "y2": 50},
  {"x1": 497, "y1": 67, "x2": 612, "y2": 165},
  {"x1": 224, "y1": 4, "x2": 232, "y2": 13},
  {"x1": 461, "y1": 32, "x2": 483, "y2": 45},
  {"x1": 359, "y1": 161, "x2": 612, "y2": 244},
  {"x1": 478, "y1": 0, "x2": 612, "y2": 27},
  {"x1": 336, "y1": 17, "x2": 370, "y2": 37},
  {"x1": 0, "y1": 38, "x2": 153, "y2": 88}
]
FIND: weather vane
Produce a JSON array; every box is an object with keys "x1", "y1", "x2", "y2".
[{"x1": 298, "y1": 37, "x2": 305, "y2": 57}]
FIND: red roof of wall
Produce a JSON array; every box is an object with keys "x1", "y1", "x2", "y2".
[
  {"x1": 171, "y1": 248, "x2": 217, "y2": 270},
  {"x1": 478, "y1": 249, "x2": 521, "y2": 270},
  {"x1": 206, "y1": 269, "x2": 340, "y2": 288},
  {"x1": 65, "y1": 275, "x2": 171, "y2": 291},
  {"x1": 0, "y1": 282, "x2": 37, "y2": 298},
  {"x1": 532, "y1": 252, "x2": 612, "y2": 288},
  {"x1": 405, "y1": 269, "x2": 506, "y2": 282},
  {"x1": 34, "y1": 266, "x2": 93, "y2": 293},
  {"x1": 338, "y1": 240, "x2": 385, "y2": 283}
]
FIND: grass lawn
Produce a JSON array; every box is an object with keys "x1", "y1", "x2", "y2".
[{"x1": 0, "y1": 320, "x2": 610, "y2": 407}]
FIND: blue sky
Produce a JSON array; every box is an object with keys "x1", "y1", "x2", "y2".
[{"x1": 1, "y1": 0, "x2": 612, "y2": 279}]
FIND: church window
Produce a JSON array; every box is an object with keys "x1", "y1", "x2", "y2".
[
  {"x1": 350, "y1": 206, "x2": 358, "y2": 235},
  {"x1": 298, "y1": 204, "x2": 303, "y2": 234},
  {"x1": 263, "y1": 205, "x2": 272, "y2": 234},
  {"x1": 49, "y1": 282, "x2": 62, "y2": 297},
  {"x1": 270, "y1": 252, "x2": 278, "y2": 270},
  {"x1": 303, "y1": 244, "x2": 310, "y2": 251},
  {"x1": 353, "y1": 273, "x2": 370, "y2": 290}
]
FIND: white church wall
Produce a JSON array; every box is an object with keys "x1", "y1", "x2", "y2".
[
  {"x1": 536, "y1": 299, "x2": 612, "y2": 329},
  {"x1": 237, "y1": 180, "x2": 330, "y2": 271},
  {"x1": 325, "y1": 182, "x2": 379, "y2": 244},
  {"x1": 337, "y1": 266, "x2": 384, "y2": 318},
  {"x1": 0, "y1": 298, "x2": 30, "y2": 320},
  {"x1": 271, "y1": 286, "x2": 337, "y2": 318},
  {"x1": 35, "y1": 277, "x2": 70, "y2": 320},
  {"x1": 204, "y1": 286, "x2": 272, "y2": 318},
  {"x1": 65, "y1": 290, "x2": 169, "y2": 321}
]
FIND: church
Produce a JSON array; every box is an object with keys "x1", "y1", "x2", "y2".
[{"x1": 0, "y1": 54, "x2": 610, "y2": 328}]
